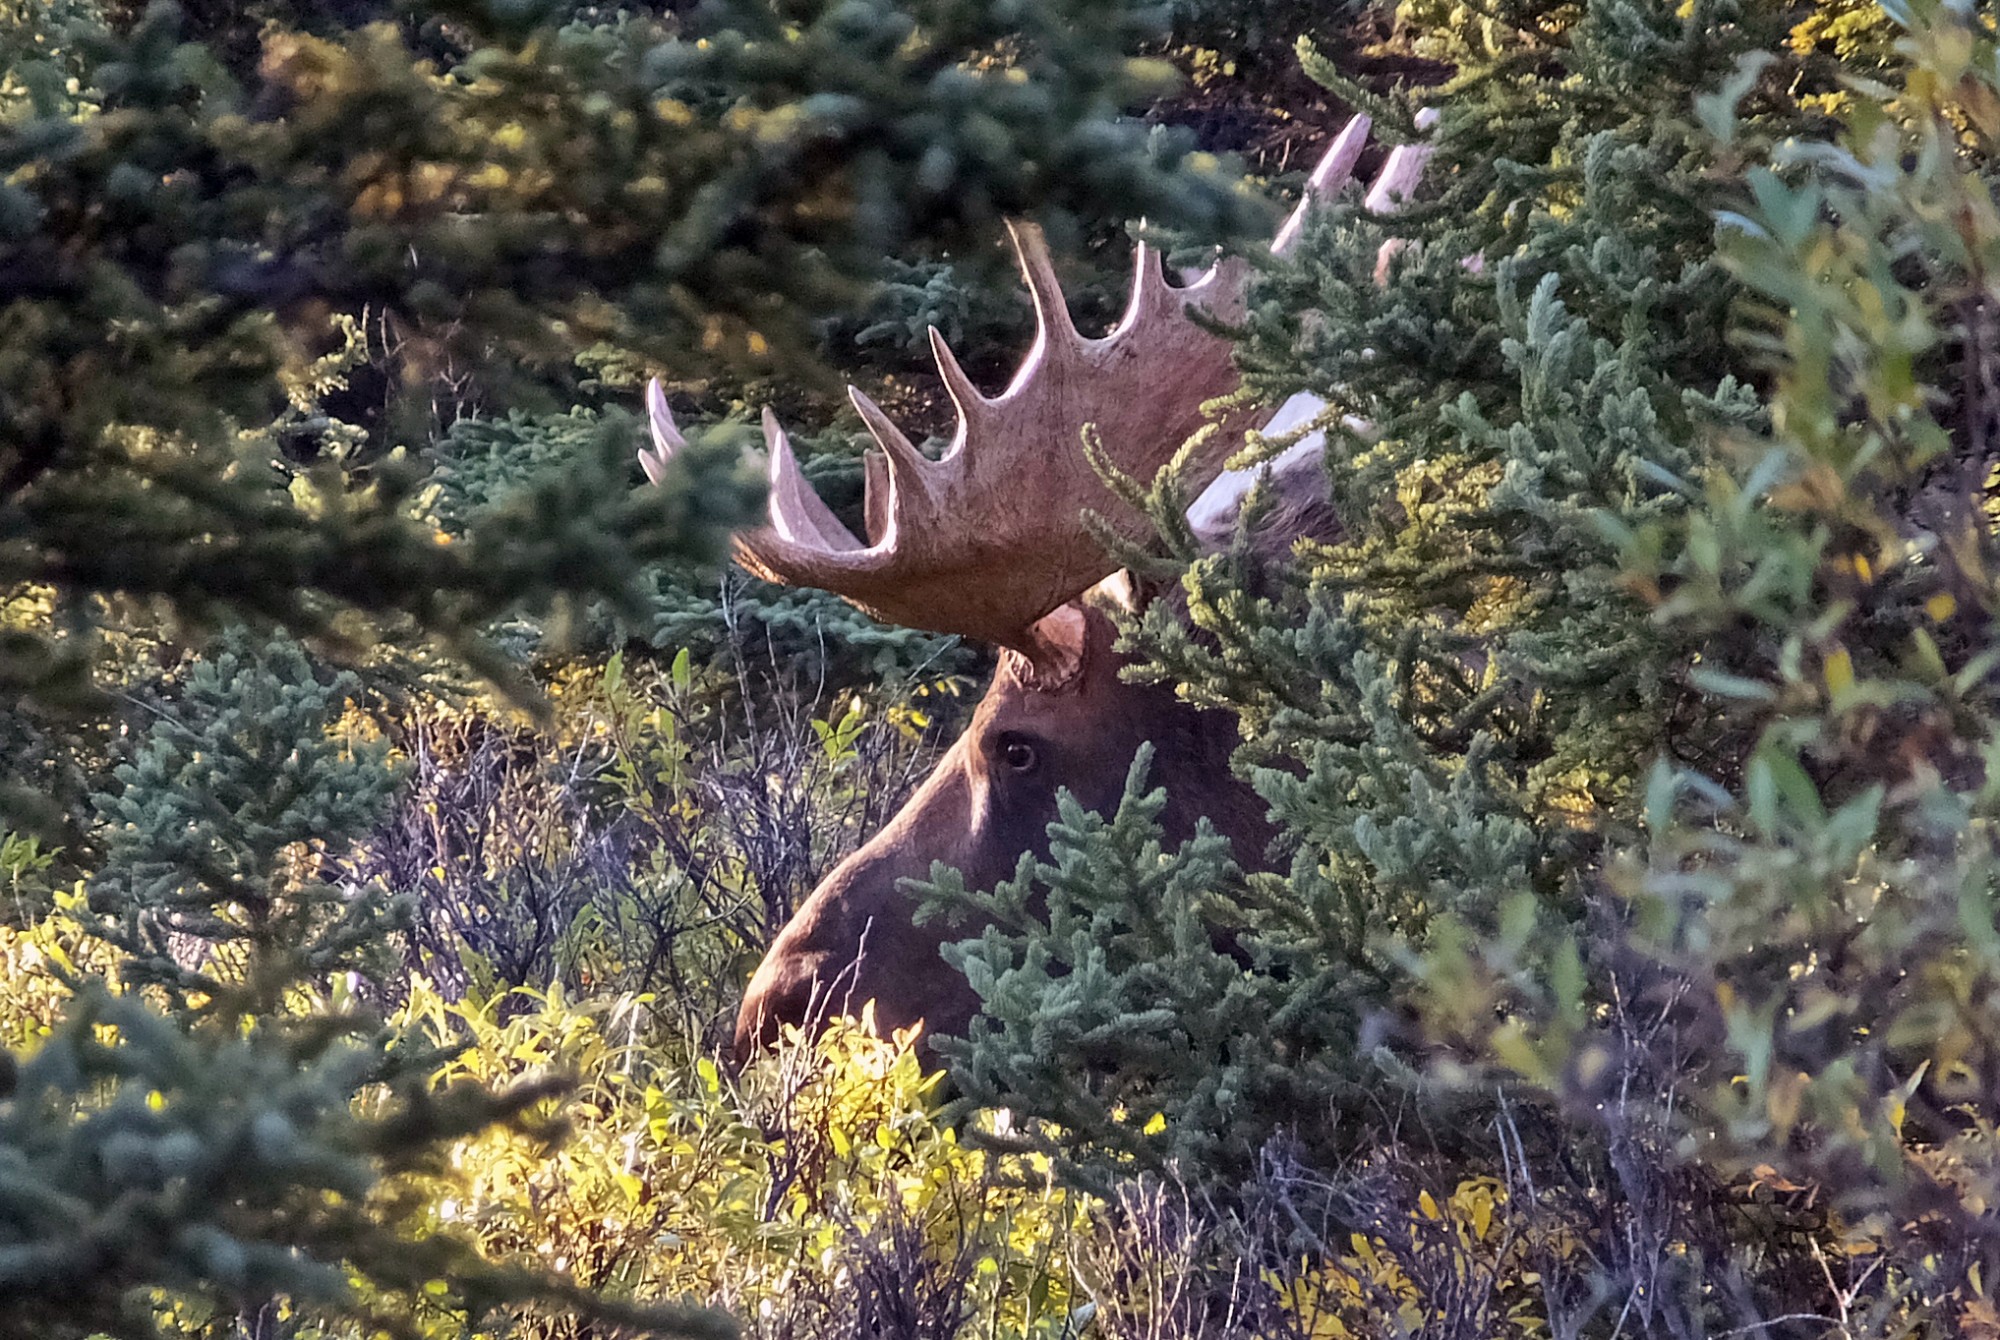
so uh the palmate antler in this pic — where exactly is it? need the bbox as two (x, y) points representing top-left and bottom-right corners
(642, 114), (1430, 685)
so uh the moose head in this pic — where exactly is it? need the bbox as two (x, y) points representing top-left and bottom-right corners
(640, 115), (1431, 1059)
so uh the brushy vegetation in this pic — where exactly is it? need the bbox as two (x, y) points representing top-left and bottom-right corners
(924, 0), (2000, 1334)
(10, 0), (2000, 1335)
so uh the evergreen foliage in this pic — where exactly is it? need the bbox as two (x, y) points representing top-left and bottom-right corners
(0, 0), (1258, 1331)
(825, 256), (1031, 364)
(19, 0), (2000, 1329)
(1409, 1), (2000, 1325)
(0, 0), (1261, 825)
(925, 750), (1266, 1185)
(0, 982), (737, 1340)
(87, 629), (403, 1015)
(922, 0), (2000, 1328)
(932, 0), (1806, 1181)
(928, 5), (2000, 1336)
(2, 629), (734, 1338)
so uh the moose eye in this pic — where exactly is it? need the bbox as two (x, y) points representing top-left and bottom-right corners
(998, 737), (1039, 774)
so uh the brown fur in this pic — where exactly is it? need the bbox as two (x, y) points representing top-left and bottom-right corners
(733, 460), (1339, 1060)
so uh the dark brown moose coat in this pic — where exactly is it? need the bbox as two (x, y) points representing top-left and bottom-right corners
(731, 598), (1279, 1056)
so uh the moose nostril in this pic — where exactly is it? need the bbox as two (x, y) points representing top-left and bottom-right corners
(734, 955), (838, 1061)
(733, 917), (894, 1061)
(734, 977), (798, 1061)
(729, 1006), (772, 1068)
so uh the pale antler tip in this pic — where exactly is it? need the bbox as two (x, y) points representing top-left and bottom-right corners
(1132, 237), (1170, 298)
(758, 405), (859, 552)
(1003, 218), (1081, 342)
(760, 406), (805, 494)
(1272, 115), (1375, 260)
(640, 377), (685, 485)
(646, 378), (685, 448)
(848, 385), (931, 482)
(1365, 143), (1434, 214)
(927, 326), (988, 415)
(1106, 235), (1177, 336)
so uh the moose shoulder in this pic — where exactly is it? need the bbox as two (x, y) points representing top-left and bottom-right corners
(637, 116), (1433, 1060)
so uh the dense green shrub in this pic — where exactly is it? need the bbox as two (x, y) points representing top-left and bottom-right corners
(0, 0), (1270, 1330)
(923, 0), (2000, 1332)
(1408, 2), (2000, 1329)
(18, 0), (2000, 1332)
(0, 0), (1264, 825)
(934, 0), (1809, 1176)
(87, 630), (403, 1012)
(0, 630), (738, 1339)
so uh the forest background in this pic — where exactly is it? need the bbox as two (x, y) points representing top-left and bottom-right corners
(4, 0), (2000, 1336)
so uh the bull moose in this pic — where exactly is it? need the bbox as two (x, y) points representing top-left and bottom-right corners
(639, 116), (1432, 1059)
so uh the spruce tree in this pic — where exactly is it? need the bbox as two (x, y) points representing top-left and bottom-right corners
(0, 0), (1264, 828)
(86, 630), (402, 1015)
(1, 629), (741, 1338)
(1408, 1), (2000, 1325)
(929, 0), (1818, 1178)
(932, 0), (2000, 1328)
(0, 0), (1261, 1331)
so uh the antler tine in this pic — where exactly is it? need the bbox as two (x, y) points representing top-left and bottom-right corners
(927, 326), (990, 430)
(1195, 109), (1445, 533)
(1129, 111), (1380, 333)
(1003, 220), (1083, 354)
(1119, 237), (1175, 328)
(647, 120), (1430, 678)
(848, 387), (936, 502)
(1272, 114), (1372, 259)
(644, 382), (856, 551)
(760, 408), (863, 552)
(862, 452), (893, 546)
(1365, 143), (1433, 213)
(641, 379), (685, 486)
(1365, 112), (1439, 213)
(1364, 117), (1440, 281)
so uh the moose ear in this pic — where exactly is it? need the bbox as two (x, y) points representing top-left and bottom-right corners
(1000, 601), (1092, 694)
(1000, 571), (1171, 692)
